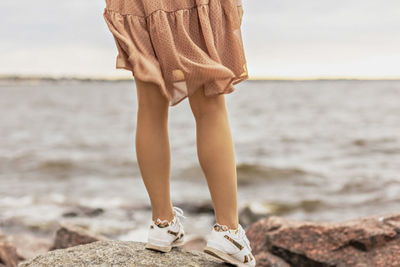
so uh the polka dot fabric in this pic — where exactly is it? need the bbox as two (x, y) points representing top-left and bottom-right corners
(103, 0), (248, 106)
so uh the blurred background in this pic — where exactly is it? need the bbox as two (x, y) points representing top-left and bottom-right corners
(1, 0), (400, 259)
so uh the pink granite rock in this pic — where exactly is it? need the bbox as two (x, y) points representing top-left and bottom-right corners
(246, 212), (400, 267)
(0, 238), (25, 267)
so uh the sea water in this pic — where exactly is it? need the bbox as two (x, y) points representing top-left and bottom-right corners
(0, 79), (399, 243)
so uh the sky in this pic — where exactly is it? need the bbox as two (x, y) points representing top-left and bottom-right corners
(1, 0), (399, 79)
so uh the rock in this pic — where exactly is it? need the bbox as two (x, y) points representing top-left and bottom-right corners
(0, 239), (25, 267)
(246, 212), (400, 267)
(4, 233), (52, 260)
(239, 202), (270, 228)
(49, 223), (108, 251)
(18, 240), (225, 267)
(254, 251), (291, 267)
(174, 201), (214, 214)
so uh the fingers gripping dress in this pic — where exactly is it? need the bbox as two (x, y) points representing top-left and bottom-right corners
(103, 0), (249, 106)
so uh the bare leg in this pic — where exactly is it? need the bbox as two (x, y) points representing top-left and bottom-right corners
(134, 77), (174, 222)
(188, 86), (239, 230)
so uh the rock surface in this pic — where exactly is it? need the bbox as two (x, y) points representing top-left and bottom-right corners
(247, 212), (400, 267)
(18, 240), (225, 267)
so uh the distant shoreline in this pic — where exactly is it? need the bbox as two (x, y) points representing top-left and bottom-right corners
(0, 74), (399, 83)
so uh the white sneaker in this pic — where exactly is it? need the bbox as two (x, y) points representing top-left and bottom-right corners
(145, 206), (186, 252)
(203, 223), (256, 267)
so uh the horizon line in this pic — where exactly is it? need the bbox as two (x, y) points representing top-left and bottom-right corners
(1, 74), (400, 81)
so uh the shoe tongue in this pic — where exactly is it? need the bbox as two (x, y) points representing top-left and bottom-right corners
(228, 228), (239, 235)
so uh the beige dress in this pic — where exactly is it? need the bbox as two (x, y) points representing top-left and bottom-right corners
(103, 0), (248, 106)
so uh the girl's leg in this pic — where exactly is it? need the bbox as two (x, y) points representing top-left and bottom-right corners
(188, 86), (239, 230)
(134, 77), (174, 222)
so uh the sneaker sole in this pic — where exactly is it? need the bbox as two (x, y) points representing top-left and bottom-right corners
(203, 246), (250, 267)
(145, 239), (185, 253)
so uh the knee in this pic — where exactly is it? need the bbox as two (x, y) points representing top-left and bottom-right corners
(137, 102), (169, 125)
(189, 89), (227, 121)
(135, 79), (169, 122)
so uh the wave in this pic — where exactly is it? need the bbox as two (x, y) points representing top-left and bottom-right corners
(242, 199), (330, 217)
(0, 156), (140, 179)
(178, 162), (321, 185)
(351, 137), (397, 147)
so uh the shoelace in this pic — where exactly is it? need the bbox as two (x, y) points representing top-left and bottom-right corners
(238, 224), (252, 252)
(173, 206), (187, 222)
(153, 206), (186, 227)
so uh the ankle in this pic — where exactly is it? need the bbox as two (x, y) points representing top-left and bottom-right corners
(152, 209), (175, 226)
(214, 222), (239, 233)
(215, 216), (238, 230)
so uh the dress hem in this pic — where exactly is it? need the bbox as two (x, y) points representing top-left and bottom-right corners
(104, 0), (248, 107)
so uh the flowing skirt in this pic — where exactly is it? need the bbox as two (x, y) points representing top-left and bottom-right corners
(103, 0), (248, 106)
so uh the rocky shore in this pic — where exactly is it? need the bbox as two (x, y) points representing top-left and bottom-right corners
(1, 212), (399, 267)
